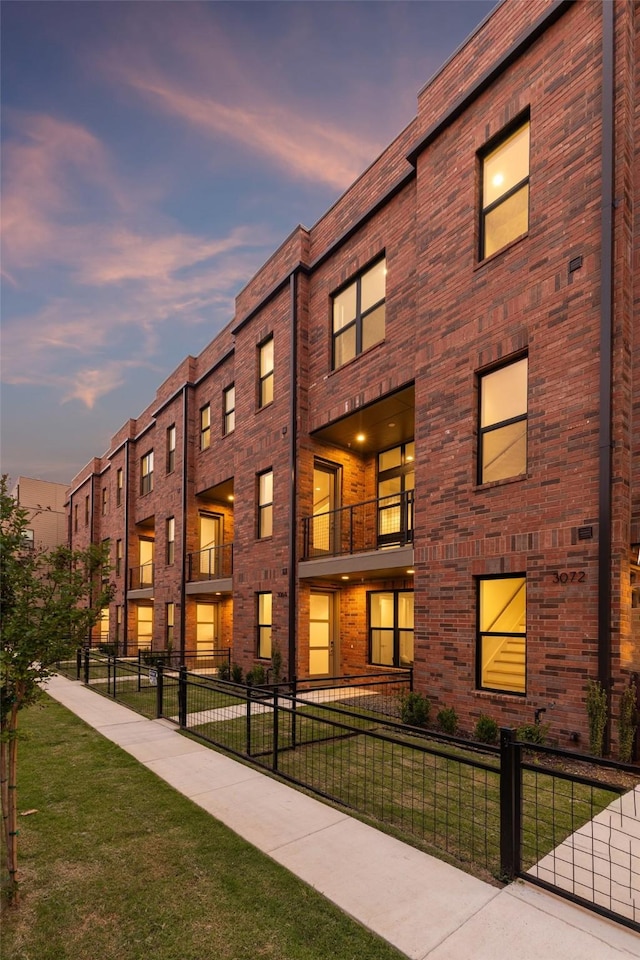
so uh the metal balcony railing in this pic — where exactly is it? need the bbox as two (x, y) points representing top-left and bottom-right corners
(301, 490), (414, 560)
(128, 561), (154, 590)
(187, 542), (234, 581)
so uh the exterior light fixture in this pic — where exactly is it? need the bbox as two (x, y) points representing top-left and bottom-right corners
(407, 569), (415, 575)
(341, 575), (349, 581)
(356, 433), (365, 443)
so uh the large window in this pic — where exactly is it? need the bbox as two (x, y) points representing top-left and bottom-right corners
(115, 539), (123, 577)
(196, 602), (218, 652)
(84, 494), (90, 525)
(369, 591), (413, 667)
(377, 441), (415, 547)
(166, 424), (176, 473)
(258, 337), (274, 408)
(140, 451), (154, 495)
(332, 258), (386, 370)
(257, 469), (273, 539)
(477, 575), (526, 694)
(116, 467), (123, 506)
(136, 605), (153, 650)
(478, 357), (527, 484)
(223, 384), (235, 435)
(166, 602), (175, 649)
(166, 516), (175, 565)
(480, 119), (530, 259)
(200, 404), (211, 450)
(101, 486), (108, 516)
(257, 592), (272, 659)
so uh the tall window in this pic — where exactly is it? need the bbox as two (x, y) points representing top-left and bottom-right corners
(166, 424), (176, 473)
(477, 575), (526, 694)
(137, 605), (153, 651)
(332, 257), (386, 370)
(166, 602), (175, 649)
(116, 467), (123, 506)
(200, 405), (211, 450)
(369, 591), (414, 667)
(74, 503), (78, 532)
(480, 119), (530, 259)
(377, 441), (415, 547)
(166, 517), (175, 565)
(257, 592), (272, 659)
(196, 602), (218, 652)
(84, 495), (90, 526)
(101, 486), (108, 516)
(257, 469), (273, 539)
(116, 539), (123, 577)
(223, 384), (235, 435)
(140, 450), (154, 495)
(478, 357), (528, 484)
(258, 337), (274, 408)
(115, 605), (122, 651)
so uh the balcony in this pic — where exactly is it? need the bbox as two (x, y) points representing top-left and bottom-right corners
(128, 561), (154, 599)
(299, 491), (414, 582)
(186, 543), (233, 595)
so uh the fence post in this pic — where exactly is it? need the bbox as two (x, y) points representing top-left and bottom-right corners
(156, 662), (164, 719)
(112, 654), (117, 699)
(137, 650), (142, 692)
(409, 666), (414, 693)
(500, 727), (522, 880)
(76, 647), (82, 681)
(83, 647), (89, 685)
(291, 675), (297, 749)
(178, 666), (187, 728)
(246, 679), (253, 757)
(272, 688), (279, 772)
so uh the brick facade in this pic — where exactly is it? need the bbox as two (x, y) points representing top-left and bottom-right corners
(68, 0), (639, 749)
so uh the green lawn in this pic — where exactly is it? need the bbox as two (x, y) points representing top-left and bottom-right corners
(1, 697), (405, 960)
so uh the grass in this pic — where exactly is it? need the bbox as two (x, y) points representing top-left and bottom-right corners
(1, 697), (406, 960)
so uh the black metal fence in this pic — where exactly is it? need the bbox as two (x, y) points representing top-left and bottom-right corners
(55, 655), (639, 931)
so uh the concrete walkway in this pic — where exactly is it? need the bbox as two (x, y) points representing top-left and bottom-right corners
(45, 675), (640, 960)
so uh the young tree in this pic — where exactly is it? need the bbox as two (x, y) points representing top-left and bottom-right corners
(0, 476), (113, 905)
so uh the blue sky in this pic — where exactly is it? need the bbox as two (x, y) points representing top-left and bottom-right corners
(1, 0), (496, 486)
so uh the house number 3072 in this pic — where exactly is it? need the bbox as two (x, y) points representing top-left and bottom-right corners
(552, 571), (586, 584)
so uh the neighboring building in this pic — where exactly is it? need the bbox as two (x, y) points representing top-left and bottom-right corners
(10, 476), (69, 552)
(68, 0), (639, 747)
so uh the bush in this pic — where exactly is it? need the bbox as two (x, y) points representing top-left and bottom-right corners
(618, 682), (638, 763)
(400, 692), (430, 728)
(586, 678), (608, 756)
(217, 661), (231, 681)
(98, 642), (117, 656)
(436, 706), (458, 735)
(516, 722), (549, 746)
(474, 714), (499, 744)
(247, 663), (266, 685)
(230, 662), (244, 684)
(271, 647), (283, 684)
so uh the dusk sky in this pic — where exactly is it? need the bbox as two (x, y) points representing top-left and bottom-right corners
(1, 0), (497, 487)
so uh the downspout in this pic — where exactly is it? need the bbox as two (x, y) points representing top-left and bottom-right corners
(123, 439), (130, 655)
(597, 0), (614, 747)
(288, 271), (299, 680)
(88, 473), (95, 647)
(180, 384), (189, 662)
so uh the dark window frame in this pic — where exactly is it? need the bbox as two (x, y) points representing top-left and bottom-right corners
(477, 354), (528, 485)
(223, 383), (235, 435)
(200, 404), (211, 451)
(166, 516), (175, 565)
(258, 336), (274, 409)
(116, 468), (123, 506)
(256, 591), (273, 660)
(367, 589), (414, 668)
(478, 114), (530, 261)
(257, 468), (273, 540)
(140, 450), (154, 496)
(166, 424), (176, 474)
(331, 256), (386, 371)
(476, 573), (527, 696)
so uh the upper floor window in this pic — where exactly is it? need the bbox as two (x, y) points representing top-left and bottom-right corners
(84, 494), (90, 526)
(223, 384), (235, 435)
(74, 503), (78, 532)
(116, 468), (123, 506)
(477, 575), (526, 694)
(167, 424), (176, 473)
(116, 539), (123, 577)
(257, 592), (272, 659)
(480, 119), (530, 259)
(369, 590), (413, 667)
(200, 404), (211, 450)
(22, 529), (34, 550)
(257, 469), (273, 539)
(166, 602), (175, 648)
(258, 337), (274, 408)
(140, 450), (154, 496)
(478, 357), (528, 484)
(332, 257), (386, 370)
(166, 516), (175, 565)
(101, 486), (108, 516)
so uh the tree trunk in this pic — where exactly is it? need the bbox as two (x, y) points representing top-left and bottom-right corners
(1, 698), (21, 906)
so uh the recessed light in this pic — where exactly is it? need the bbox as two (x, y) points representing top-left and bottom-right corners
(228, 494), (234, 501)
(341, 575), (349, 581)
(407, 569), (415, 575)
(388, 422), (396, 428)
(356, 433), (365, 443)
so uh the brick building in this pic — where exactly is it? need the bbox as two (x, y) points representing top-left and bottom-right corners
(68, 0), (639, 746)
(10, 476), (69, 552)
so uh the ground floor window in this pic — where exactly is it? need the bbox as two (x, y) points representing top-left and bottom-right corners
(368, 590), (413, 667)
(196, 602), (218, 652)
(257, 592), (272, 659)
(136, 605), (153, 650)
(477, 575), (526, 694)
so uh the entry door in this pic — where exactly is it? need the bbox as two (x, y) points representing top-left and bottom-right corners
(196, 602), (219, 653)
(199, 514), (222, 578)
(309, 592), (335, 677)
(312, 462), (339, 555)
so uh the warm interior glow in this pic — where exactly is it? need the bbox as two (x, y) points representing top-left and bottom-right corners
(356, 433), (365, 442)
(341, 575), (349, 580)
(492, 172), (504, 188)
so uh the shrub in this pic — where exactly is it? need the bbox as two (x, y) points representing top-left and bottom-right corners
(474, 714), (499, 744)
(271, 646), (283, 684)
(230, 662), (244, 684)
(516, 722), (549, 746)
(618, 682), (638, 763)
(247, 663), (266, 685)
(400, 692), (430, 728)
(217, 661), (231, 681)
(586, 678), (608, 756)
(436, 706), (458, 735)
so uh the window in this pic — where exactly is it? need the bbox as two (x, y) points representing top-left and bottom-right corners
(137, 605), (153, 651)
(22, 529), (34, 550)
(116, 539), (123, 577)
(166, 516), (175, 565)
(116, 468), (123, 506)
(74, 503), (78, 532)
(377, 441), (415, 547)
(99, 606), (110, 644)
(480, 119), (530, 259)
(84, 495), (90, 526)
(115, 605), (122, 650)
(196, 602), (218, 652)
(477, 575), (526, 694)
(223, 384), (235, 435)
(167, 424), (176, 473)
(257, 469), (273, 539)
(369, 591), (414, 667)
(101, 486), (108, 516)
(258, 337), (274, 408)
(200, 404), (210, 450)
(166, 602), (175, 649)
(140, 450), (154, 495)
(257, 592), (272, 659)
(332, 257), (386, 370)
(478, 357), (528, 484)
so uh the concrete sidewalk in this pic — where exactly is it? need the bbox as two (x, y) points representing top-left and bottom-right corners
(45, 675), (640, 960)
